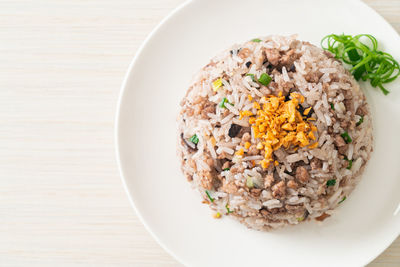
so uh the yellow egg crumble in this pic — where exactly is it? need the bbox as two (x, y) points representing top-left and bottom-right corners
(239, 92), (318, 168)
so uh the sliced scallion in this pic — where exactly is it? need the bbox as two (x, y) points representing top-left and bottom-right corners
(225, 203), (233, 214)
(340, 131), (352, 143)
(219, 97), (231, 108)
(189, 134), (199, 144)
(321, 34), (400, 95)
(246, 73), (256, 82)
(346, 159), (353, 170)
(251, 38), (262, 43)
(246, 176), (254, 188)
(205, 190), (214, 203)
(258, 73), (272, 86)
(356, 115), (364, 126)
(326, 179), (336, 187)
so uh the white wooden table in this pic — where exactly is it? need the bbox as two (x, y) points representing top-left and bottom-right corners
(0, 0), (398, 266)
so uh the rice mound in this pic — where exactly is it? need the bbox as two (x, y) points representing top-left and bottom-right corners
(177, 35), (373, 230)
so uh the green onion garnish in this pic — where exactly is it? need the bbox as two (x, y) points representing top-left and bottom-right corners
(356, 116), (364, 126)
(246, 73), (256, 82)
(246, 176), (254, 188)
(346, 159), (353, 170)
(225, 203), (233, 214)
(340, 132), (352, 143)
(321, 34), (400, 95)
(338, 196), (347, 204)
(205, 190), (214, 202)
(343, 156), (352, 170)
(258, 73), (272, 86)
(189, 134), (199, 144)
(346, 159), (352, 169)
(219, 97), (231, 108)
(296, 217), (304, 222)
(223, 168), (230, 171)
(326, 179), (336, 187)
(251, 38), (262, 43)
(330, 103), (335, 110)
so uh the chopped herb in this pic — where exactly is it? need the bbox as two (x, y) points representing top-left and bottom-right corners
(338, 196), (347, 204)
(346, 159), (353, 170)
(225, 203), (233, 214)
(251, 38), (262, 43)
(246, 176), (254, 188)
(212, 78), (223, 92)
(330, 103), (335, 110)
(189, 134), (199, 144)
(223, 168), (230, 171)
(258, 73), (272, 86)
(296, 217), (304, 222)
(246, 73), (256, 82)
(219, 97), (232, 108)
(343, 156), (352, 169)
(321, 34), (400, 95)
(340, 131), (352, 143)
(205, 190), (214, 202)
(326, 179), (336, 187)
(356, 115), (364, 126)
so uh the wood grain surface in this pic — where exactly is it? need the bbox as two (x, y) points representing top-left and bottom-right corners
(0, 0), (398, 266)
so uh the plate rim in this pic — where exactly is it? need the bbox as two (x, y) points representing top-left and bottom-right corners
(115, 0), (400, 266)
(115, 1), (193, 266)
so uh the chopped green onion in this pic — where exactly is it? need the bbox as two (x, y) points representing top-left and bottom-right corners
(225, 203), (233, 214)
(258, 73), (272, 86)
(338, 196), (347, 204)
(321, 34), (400, 95)
(251, 38), (262, 43)
(212, 78), (223, 92)
(346, 159), (353, 170)
(343, 156), (352, 169)
(189, 134), (199, 144)
(246, 176), (254, 188)
(296, 217), (304, 222)
(205, 190), (214, 202)
(330, 103), (335, 110)
(347, 48), (361, 61)
(340, 132), (352, 143)
(223, 168), (230, 171)
(246, 73), (256, 82)
(326, 179), (336, 187)
(219, 97), (232, 108)
(356, 116), (364, 126)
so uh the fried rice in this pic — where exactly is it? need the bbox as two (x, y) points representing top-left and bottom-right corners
(177, 35), (373, 230)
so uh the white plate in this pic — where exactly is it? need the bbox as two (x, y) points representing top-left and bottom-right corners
(116, 0), (400, 266)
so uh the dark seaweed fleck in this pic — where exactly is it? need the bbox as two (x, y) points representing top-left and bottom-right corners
(228, 124), (242, 138)
(303, 210), (309, 220)
(298, 105), (313, 118)
(289, 64), (296, 72)
(245, 61), (252, 68)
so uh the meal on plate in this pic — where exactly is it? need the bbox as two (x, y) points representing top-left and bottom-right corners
(177, 34), (397, 230)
